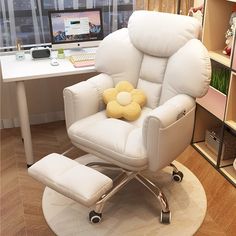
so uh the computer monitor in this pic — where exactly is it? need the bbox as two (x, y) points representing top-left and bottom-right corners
(48, 8), (103, 50)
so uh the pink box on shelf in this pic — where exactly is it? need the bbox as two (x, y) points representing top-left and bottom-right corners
(196, 86), (227, 121)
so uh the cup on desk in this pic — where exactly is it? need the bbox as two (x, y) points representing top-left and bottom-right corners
(57, 48), (65, 59)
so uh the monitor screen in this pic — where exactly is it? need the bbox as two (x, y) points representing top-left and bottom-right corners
(48, 8), (103, 49)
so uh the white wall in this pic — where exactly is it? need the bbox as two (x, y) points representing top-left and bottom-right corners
(0, 72), (97, 129)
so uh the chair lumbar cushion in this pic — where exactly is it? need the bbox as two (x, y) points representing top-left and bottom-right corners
(103, 81), (146, 121)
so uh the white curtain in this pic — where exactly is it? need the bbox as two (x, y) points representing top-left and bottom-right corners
(30, 0), (40, 44)
(73, 0), (79, 9)
(0, 0), (17, 48)
(37, 0), (46, 43)
(86, 0), (94, 9)
(136, 0), (194, 14)
(0, 18), (3, 47)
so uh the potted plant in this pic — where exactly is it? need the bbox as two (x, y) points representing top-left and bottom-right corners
(210, 64), (230, 95)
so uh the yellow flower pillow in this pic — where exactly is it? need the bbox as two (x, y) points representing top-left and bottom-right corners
(103, 81), (147, 121)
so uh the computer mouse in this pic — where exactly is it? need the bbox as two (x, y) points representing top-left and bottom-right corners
(50, 58), (59, 66)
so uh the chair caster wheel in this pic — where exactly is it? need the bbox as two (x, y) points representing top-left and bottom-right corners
(89, 210), (102, 224)
(172, 171), (183, 182)
(160, 210), (171, 224)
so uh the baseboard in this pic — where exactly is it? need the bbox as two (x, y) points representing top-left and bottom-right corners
(0, 111), (65, 129)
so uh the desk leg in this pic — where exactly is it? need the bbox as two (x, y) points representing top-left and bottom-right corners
(16, 81), (34, 166)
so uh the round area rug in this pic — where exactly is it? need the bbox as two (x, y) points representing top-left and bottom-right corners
(42, 157), (206, 236)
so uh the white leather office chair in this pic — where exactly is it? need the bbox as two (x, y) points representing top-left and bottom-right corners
(63, 11), (211, 224)
(29, 11), (211, 223)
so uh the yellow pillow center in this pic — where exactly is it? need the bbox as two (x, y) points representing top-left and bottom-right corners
(116, 91), (132, 106)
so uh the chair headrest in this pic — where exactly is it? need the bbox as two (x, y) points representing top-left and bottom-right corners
(128, 11), (202, 57)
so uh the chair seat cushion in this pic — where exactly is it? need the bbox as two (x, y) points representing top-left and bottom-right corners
(68, 108), (151, 170)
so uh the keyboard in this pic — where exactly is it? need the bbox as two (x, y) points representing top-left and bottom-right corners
(69, 53), (96, 64)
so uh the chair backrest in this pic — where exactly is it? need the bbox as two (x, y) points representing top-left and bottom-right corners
(95, 10), (211, 108)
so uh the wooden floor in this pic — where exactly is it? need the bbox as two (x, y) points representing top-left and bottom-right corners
(1, 121), (236, 236)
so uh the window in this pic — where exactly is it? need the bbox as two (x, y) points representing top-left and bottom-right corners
(0, 0), (135, 51)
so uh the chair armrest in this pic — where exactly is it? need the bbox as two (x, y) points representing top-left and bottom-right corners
(63, 73), (113, 128)
(143, 94), (196, 172)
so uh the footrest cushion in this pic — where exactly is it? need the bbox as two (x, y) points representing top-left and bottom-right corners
(28, 153), (113, 207)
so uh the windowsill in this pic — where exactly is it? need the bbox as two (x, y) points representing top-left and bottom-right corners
(0, 43), (51, 55)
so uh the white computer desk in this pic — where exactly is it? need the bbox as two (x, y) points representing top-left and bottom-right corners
(0, 51), (96, 166)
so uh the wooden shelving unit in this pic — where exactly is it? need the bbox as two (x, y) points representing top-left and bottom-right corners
(202, 0), (234, 66)
(192, 0), (236, 186)
(225, 73), (236, 129)
(220, 166), (236, 185)
(193, 142), (218, 165)
(196, 86), (227, 121)
(208, 50), (230, 67)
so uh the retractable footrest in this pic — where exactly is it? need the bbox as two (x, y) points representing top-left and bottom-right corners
(28, 153), (113, 207)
